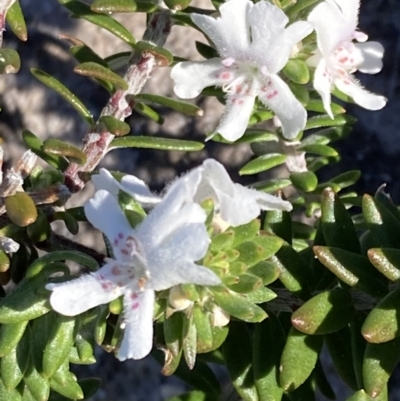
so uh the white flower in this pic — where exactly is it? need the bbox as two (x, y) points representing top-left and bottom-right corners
(170, 0), (313, 141)
(93, 159), (293, 228)
(46, 181), (220, 361)
(308, 0), (387, 117)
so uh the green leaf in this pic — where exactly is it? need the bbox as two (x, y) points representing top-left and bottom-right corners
(286, 0), (320, 18)
(165, 0), (192, 10)
(240, 154), (287, 175)
(134, 102), (164, 123)
(61, 0), (136, 45)
(168, 391), (215, 401)
(270, 243), (314, 299)
(306, 99), (345, 115)
(193, 306), (213, 354)
(279, 327), (322, 392)
(291, 288), (354, 335)
(26, 250), (98, 279)
(223, 322), (259, 401)
(0, 49), (21, 74)
(248, 109), (274, 125)
(109, 136), (204, 151)
(135, 41), (173, 66)
(362, 194), (400, 248)
(251, 178), (292, 193)
(5, 193), (37, 228)
(195, 41), (218, 59)
(135, 94), (203, 117)
(91, 0), (137, 13)
(290, 171), (318, 192)
(42, 315), (75, 378)
(321, 187), (360, 253)
(31, 68), (94, 126)
(252, 313), (285, 401)
(1, 324), (30, 390)
(298, 144), (338, 157)
(282, 59), (310, 84)
(42, 139), (87, 165)
(346, 388), (388, 401)
(363, 337), (400, 398)
(6, 1), (28, 41)
(328, 170), (361, 190)
(361, 288), (400, 343)
(313, 246), (388, 298)
(367, 248), (400, 282)
(0, 321), (28, 357)
(210, 286), (267, 323)
(24, 363), (50, 401)
(182, 314), (197, 370)
(99, 116), (131, 137)
(22, 130), (68, 170)
(325, 327), (360, 391)
(305, 114), (356, 130)
(288, 81), (309, 106)
(164, 312), (183, 358)
(74, 62), (128, 90)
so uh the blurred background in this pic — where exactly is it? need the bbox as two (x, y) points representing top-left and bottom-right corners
(0, 0), (399, 400)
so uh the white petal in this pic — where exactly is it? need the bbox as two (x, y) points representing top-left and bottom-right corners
(266, 21), (313, 72)
(84, 190), (134, 262)
(258, 74), (307, 140)
(247, 0), (288, 54)
(330, 0), (360, 32)
(335, 76), (387, 111)
(355, 41), (384, 74)
(171, 59), (225, 99)
(120, 175), (161, 207)
(308, 1), (348, 56)
(216, 93), (255, 141)
(191, 0), (251, 58)
(91, 169), (120, 196)
(118, 290), (155, 361)
(46, 262), (124, 316)
(313, 59), (334, 118)
(150, 258), (220, 291)
(193, 159), (292, 226)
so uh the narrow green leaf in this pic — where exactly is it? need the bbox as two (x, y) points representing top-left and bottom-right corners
(240, 154), (287, 175)
(298, 144), (338, 157)
(42, 315), (75, 378)
(367, 248), (400, 282)
(253, 313), (285, 401)
(211, 286), (267, 323)
(362, 194), (400, 248)
(62, 0), (136, 45)
(31, 68), (94, 125)
(109, 136), (204, 151)
(26, 251), (97, 279)
(0, 321), (28, 357)
(251, 178), (292, 193)
(195, 41), (218, 59)
(223, 322), (259, 401)
(22, 130), (68, 170)
(91, 0), (137, 13)
(325, 327), (360, 391)
(42, 139), (87, 165)
(135, 93), (203, 117)
(24, 363), (50, 401)
(305, 114), (356, 130)
(306, 99), (345, 115)
(321, 187), (360, 253)
(134, 102), (164, 123)
(313, 246), (388, 298)
(74, 62), (128, 90)
(6, 1), (27, 41)
(99, 116), (130, 137)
